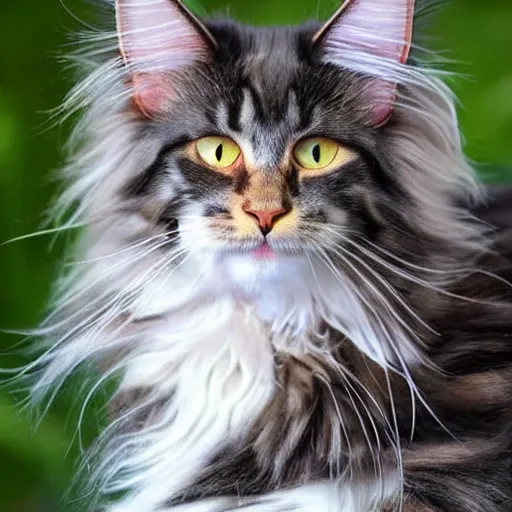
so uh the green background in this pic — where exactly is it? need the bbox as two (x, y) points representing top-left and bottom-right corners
(1, 0), (512, 510)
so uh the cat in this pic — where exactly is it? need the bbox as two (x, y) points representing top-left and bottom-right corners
(27, 0), (512, 511)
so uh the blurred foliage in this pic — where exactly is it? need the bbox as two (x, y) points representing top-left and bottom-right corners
(0, 0), (511, 510)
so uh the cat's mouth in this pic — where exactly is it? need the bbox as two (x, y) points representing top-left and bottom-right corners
(217, 240), (304, 260)
(251, 242), (276, 260)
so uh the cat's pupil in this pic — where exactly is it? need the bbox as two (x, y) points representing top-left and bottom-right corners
(312, 144), (321, 163)
(216, 144), (223, 162)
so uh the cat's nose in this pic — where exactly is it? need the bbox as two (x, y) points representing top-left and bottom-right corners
(243, 205), (289, 236)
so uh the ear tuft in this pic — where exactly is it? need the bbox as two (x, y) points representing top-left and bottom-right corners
(116, 0), (216, 117)
(314, 0), (415, 126)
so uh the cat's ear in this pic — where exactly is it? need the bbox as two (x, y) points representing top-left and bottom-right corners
(314, 0), (415, 126)
(116, 0), (217, 117)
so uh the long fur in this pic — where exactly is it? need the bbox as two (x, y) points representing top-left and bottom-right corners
(15, 1), (512, 511)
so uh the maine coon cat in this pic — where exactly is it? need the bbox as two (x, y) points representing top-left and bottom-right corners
(25, 0), (512, 510)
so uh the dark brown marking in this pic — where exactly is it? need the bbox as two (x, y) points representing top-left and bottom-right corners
(234, 168), (250, 195)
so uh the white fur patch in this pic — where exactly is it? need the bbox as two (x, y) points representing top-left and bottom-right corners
(160, 479), (399, 511)
(105, 301), (276, 512)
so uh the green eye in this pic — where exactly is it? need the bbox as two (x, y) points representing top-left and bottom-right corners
(196, 136), (241, 168)
(293, 137), (340, 170)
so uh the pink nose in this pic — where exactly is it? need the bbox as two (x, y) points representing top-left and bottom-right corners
(243, 206), (288, 235)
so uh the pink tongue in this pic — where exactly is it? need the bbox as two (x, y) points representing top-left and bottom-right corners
(253, 243), (274, 259)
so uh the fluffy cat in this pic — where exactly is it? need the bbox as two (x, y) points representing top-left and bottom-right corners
(27, 0), (512, 510)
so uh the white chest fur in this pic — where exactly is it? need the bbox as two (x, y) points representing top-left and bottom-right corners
(105, 298), (397, 512)
(164, 479), (398, 511)
(108, 301), (277, 512)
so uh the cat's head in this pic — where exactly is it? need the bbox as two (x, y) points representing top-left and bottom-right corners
(56, 0), (481, 365)
(119, 6), (406, 291)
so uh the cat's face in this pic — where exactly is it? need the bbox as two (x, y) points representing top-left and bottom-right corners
(124, 22), (400, 291)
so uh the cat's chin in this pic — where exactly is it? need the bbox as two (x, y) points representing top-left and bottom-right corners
(218, 250), (309, 295)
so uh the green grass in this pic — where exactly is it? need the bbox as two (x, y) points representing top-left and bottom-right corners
(0, 0), (511, 509)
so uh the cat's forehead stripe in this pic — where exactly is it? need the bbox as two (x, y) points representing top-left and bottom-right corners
(220, 87), (306, 169)
(287, 90), (301, 129)
(239, 88), (256, 131)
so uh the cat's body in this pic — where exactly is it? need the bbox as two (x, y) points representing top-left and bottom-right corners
(28, 1), (512, 511)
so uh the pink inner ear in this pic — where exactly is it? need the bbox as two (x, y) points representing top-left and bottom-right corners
(116, 0), (211, 115)
(319, 0), (415, 126)
(363, 79), (397, 127)
(131, 73), (175, 118)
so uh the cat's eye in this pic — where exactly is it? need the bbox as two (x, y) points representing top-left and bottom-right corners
(196, 136), (241, 168)
(294, 138), (338, 169)
(293, 137), (356, 173)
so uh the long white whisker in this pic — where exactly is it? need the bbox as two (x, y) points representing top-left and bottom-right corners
(308, 220), (512, 305)
(66, 232), (172, 266)
(329, 242), (438, 337)
(318, 244), (427, 367)
(2, 223), (87, 246)
(316, 373), (354, 481)
(44, 240), (184, 328)
(30, 251), (189, 429)
(384, 369), (404, 512)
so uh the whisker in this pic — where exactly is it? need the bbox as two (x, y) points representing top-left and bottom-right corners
(311, 245), (396, 367)
(66, 232), (173, 266)
(383, 369), (405, 512)
(29, 257), (187, 427)
(329, 243), (438, 337)
(340, 374), (388, 506)
(14, 248), (187, 398)
(306, 220), (512, 305)
(316, 373), (354, 481)
(319, 245), (427, 366)
(2, 223), (87, 246)
(44, 240), (184, 328)
(344, 236), (512, 306)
